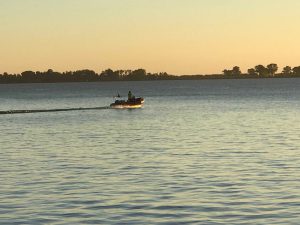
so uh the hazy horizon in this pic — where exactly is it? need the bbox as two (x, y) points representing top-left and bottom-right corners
(1, 0), (300, 75)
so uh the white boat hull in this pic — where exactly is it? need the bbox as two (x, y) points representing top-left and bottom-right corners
(110, 104), (143, 109)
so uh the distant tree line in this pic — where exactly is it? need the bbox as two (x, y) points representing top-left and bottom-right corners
(0, 69), (174, 83)
(222, 63), (300, 78)
(1, 64), (300, 83)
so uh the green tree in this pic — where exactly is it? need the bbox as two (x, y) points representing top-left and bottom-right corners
(267, 63), (278, 76)
(247, 68), (257, 76)
(223, 66), (241, 76)
(232, 66), (241, 76)
(255, 65), (268, 77)
(127, 69), (147, 80)
(73, 69), (98, 81)
(223, 69), (232, 76)
(282, 66), (292, 75)
(21, 71), (36, 81)
(100, 69), (120, 81)
(293, 66), (300, 75)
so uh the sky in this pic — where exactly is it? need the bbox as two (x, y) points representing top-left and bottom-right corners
(1, 0), (300, 75)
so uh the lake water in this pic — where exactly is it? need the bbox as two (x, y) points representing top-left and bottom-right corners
(1, 79), (300, 224)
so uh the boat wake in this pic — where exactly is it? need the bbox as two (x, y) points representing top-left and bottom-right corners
(0, 106), (109, 115)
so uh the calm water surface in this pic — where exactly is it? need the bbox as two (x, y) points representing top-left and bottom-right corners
(1, 79), (300, 224)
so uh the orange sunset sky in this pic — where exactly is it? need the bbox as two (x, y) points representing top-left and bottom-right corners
(1, 0), (300, 75)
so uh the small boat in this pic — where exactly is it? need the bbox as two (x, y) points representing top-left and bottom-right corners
(110, 97), (144, 109)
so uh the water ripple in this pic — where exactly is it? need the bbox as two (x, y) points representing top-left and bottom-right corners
(1, 80), (300, 224)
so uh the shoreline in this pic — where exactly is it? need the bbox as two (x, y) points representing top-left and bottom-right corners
(1, 75), (299, 85)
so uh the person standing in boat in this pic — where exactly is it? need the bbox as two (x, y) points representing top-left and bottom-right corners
(128, 91), (136, 103)
(128, 91), (133, 101)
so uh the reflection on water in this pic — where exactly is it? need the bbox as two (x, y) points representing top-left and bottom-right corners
(1, 79), (300, 224)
